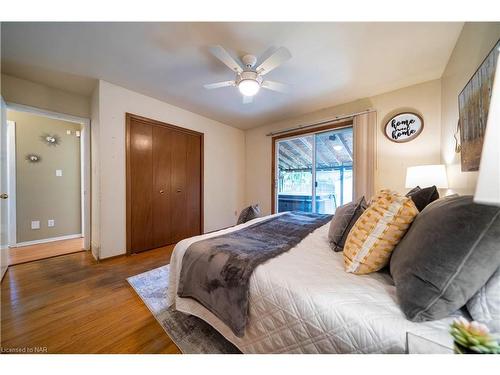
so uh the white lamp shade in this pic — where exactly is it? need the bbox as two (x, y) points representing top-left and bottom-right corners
(405, 164), (449, 189)
(474, 50), (500, 206)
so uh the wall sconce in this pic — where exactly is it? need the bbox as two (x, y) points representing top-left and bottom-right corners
(40, 133), (61, 146)
(25, 154), (42, 163)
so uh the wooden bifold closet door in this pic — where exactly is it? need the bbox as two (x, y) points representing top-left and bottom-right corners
(126, 113), (203, 254)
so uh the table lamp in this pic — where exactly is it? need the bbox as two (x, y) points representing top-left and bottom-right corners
(405, 164), (449, 192)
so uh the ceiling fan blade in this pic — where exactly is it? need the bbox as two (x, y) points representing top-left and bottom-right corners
(203, 81), (235, 90)
(208, 45), (243, 73)
(262, 80), (289, 93)
(242, 95), (254, 104)
(256, 47), (291, 75)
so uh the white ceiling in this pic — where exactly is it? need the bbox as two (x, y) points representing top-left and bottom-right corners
(1, 22), (463, 129)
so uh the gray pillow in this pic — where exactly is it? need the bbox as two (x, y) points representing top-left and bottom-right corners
(328, 196), (367, 252)
(466, 267), (500, 333)
(405, 185), (439, 212)
(237, 204), (261, 225)
(390, 195), (500, 322)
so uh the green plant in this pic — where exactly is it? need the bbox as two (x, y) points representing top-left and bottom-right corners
(450, 317), (500, 354)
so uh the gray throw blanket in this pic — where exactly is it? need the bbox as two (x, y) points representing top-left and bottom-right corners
(177, 211), (332, 337)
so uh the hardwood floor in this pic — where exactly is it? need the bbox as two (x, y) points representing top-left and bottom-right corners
(1, 246), (181, 354)
(8, 238), (84, 266)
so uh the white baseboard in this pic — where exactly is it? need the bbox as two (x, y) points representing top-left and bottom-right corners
(13, 234), (83, 248)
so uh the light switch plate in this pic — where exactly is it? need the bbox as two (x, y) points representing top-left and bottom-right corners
(48, 219), (55, 227)
(31, 220), (40, 230)
(76, 130), (81, 137)
(66, 130), (72, 135)
(56, 169), (63, 177)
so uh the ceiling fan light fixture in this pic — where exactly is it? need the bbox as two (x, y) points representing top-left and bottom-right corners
(238, 79), (260, 96)
(204, 46), (290, 99)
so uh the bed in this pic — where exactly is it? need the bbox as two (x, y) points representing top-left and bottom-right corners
(168, 213), (463, 353)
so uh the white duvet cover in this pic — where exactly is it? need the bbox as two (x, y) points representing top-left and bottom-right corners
(168, 214), (461, 353)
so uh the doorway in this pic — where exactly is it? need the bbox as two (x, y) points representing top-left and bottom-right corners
(272, 123), (353, 214)
(4, 103), (90, 265)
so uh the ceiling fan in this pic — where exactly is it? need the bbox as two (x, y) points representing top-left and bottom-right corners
(204, 45), (291, 104)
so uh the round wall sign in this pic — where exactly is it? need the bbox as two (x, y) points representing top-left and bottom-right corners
(384, 112), (423, 143)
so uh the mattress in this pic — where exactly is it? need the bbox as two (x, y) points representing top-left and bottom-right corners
(168, 213), (462, 353)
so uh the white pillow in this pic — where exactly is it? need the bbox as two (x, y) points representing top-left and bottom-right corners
(466, 267), (500, 333)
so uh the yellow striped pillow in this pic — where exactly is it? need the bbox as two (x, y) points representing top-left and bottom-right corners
(343, 189), (418, 274)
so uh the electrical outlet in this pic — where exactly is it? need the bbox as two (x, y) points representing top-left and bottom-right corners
(56, 169), (63, 177)
(31, 220), (40, 230)
(76, 130), (81, 137)
(48, 219), (55, 227)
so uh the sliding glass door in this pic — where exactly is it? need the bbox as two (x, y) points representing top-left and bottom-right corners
(275, 126), (353, 214)
(276, 135), (314, 213)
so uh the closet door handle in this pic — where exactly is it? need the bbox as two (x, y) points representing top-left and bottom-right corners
(159, 190), (164, 194)
(176, 189), (181, 193)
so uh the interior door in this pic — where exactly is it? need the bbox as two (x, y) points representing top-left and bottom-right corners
(170, 130), (188, 243)
(127, 114), (203, 254)
(185, 134), (201, 238)
(152, 126), (173, 248)
(129, 119), (154, 253)
(1, 97), (9, 279)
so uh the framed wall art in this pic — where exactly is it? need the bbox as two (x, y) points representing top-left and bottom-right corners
(384, 112), (424, 143)
(458, 39), (500, 172)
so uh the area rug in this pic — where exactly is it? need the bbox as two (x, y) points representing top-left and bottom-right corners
(127, 265), (241, 354)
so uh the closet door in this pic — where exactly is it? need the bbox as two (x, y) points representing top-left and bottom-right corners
(127, 113), (203, 254)
(128, 119), (154, 252)
(170, 130), (188, 243)
(152, 126), (173, 248)
(185, 134), (201, 238)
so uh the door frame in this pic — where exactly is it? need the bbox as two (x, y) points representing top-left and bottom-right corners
(7, 120), (16, 247)
(271, 119), (353, 214)
(125, 113), (204, 255)
(5, 102), (91, 250)
(1, 96), (8, 280)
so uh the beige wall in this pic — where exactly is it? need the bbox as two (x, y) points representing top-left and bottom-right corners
(441, 23), (500, 195)
(93, 80), (246, 259)
(245, 79), (442, 215)
(1, 74), (90, 118)
(8, 110), (82, 243)
(4, 21), (497, 254)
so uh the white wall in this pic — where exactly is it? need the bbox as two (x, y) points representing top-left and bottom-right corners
(245, 80), (442, 215)
(441, 23), (500, 195)
(94, 80), (245, 259)
(1, 74), (90, 118)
